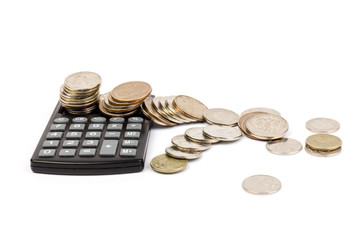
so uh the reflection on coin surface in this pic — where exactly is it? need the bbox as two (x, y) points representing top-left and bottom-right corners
(242, 175), (281, 195)
(241, 107), (281, 116)
(164, 96), (195, 122)
(150, 154), (188, 173)
(246, 113), (288, 140)
(203, 125), (242, 141)
(111, 81), (152, 102)
(266, 138), (303, 155)
(305, 145), (342, 157)
(306, 118), (340, 133)
(142, 97), (177, 126)
(171, 135), (210, 151)
(203, 108), (240, 126)
(185, 127), (219, 144)
(64, 71), (101, 91)
(306, 134), (342, 151)
(165, 146), (202, 160)
(173, 95), (208, 121)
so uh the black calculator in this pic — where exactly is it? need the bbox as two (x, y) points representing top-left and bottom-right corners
(31, 102), (151, 175)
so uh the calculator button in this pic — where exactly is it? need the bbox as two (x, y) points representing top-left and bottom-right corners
(128, 117), (144, 123)
(120, 149), (137, 157)
(91, 117), (106, 123)
(46, 132), (63, 140)
(82, 140), (99, 147)
(59, 149), (76, 157)
(107, 123), (123, 131)
(88, 123), (104, 131)
(69, 124), (85, 131)
(126, 123), (142, 131)
(72, 117), (88, 123)
(63, 140), (80, 148)
(85, 132), (102, 139)
(43, 140), (60, 148)
(122, 140), (139, 148)
(99, 140), (118, 157)
(104, 131), (121, 139)
(39, 149), (56, 157)
(124, 131), (140, 139)
(79, 149), (96, 157)
(50, 124), (66, 131)
(54, 117), (69, 124)
(109, 117), (125, 123)
(66, 132), (83, 139)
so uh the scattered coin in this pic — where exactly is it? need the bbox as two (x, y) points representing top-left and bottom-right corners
(173, 95), (208, 121)
(171, 135), (211, 152)
(165, 146), (202, 160)
(150, 154), (188, 174)
(152, 97), (183, 124)
(266, 138), (303, 155)
(164, 96), (195, 123)
(305, 134), (342, 151)
(241, 107), (281, 116)
(245, 113), (288, 140)
(306, 117), (340, 133)
(111, 81), (152, 102)
(305, 145), (342, 157)
(141, 97), (177, 126)
(237, 112), (260, 139)
(242, 175), (282, 195)
(203, 125), (242, 142)
(185, 127), (219, 144)
(203, 108), (240, 126)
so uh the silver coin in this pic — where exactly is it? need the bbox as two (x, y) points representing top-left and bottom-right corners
(203, 125), (242, 142)
(241, 107), (281, 116)
(242, 175), (282, 195)
(266, 138), (303, 155)
(306, 117), (340, 133)
(203, 108), (240, 126)
(246, 113), (288, 140)
(305, 145), (342, 157)
(165, 146), (202, 160)
(64, 71), (101, 91)
(185, 127), (219, 144)
(171, 135), (211, 152)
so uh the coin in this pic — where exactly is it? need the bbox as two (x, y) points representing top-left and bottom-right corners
(64, 71), (101, 91)
(152, 97), (182, 124)
(305, 145), (342, 157)
(150, 154), (188, 174)
(140, 104), (168, 126)
(171, 135), (211, 152)
(141, 97), (177, 126)
(306, 118), (340, 133)
(111, 81), (152, 102)
(173, 95), (208, 121)
(245, 113), (288, 140)
(242, 175), (282, 195)
(266, 138), (303, 155)
(165, 146), (202, 160)
(185, 127), (219, 144)
(203, 108), (240, 126)
(241, 107), (281, 116)
(237, 112), (260, 139)
(203, 125), (243, 141)
(305, 134), (342, 151)
(163, 96), (195, 123)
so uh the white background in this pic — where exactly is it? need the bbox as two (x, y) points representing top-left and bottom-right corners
(0, 1), (359, 239)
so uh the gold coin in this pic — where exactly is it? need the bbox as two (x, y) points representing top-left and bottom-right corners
(266, 138), (303, 155)
(150, 154), (188, 174)
(246, 113), (288, 140)
(111, 81), (152, 102)
(241, 107), (281, 116)
(171, 135), (211, 152)
(173, 95), (208, 121)
(141, 97), (177, 126)
(305, 134), (342, 151)
(165, 146), (202, 160)
(64, 71), (101, 91)
(306, 118), (340, 133)
(305, 145), (342, 157)
(185, 127), (219, 144)
(203, 125), (243, 142)
(242, 175), (282, 195)
(203, 108), (240, 126)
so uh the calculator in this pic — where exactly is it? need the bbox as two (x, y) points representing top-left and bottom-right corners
(31, 102), (151, 175)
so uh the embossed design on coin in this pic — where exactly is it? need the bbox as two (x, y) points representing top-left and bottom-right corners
(150, 154), (188, 173)
(173, 95), (208, 121)
(246, 113), (288, 140)
(185, 127), (219, 144)
(203, 125), (242, 142)
(241, 107), (281, 116)
(242, 175), (281, 195)
(306, 118), (340, 133)
(64, 71), (101, 91)
(111, 81), (152, 102)
(203, 108), (240, 126)
(305, 134), (342, 151)
(171, 135), (210, 151)
(266, 138), (303, 155)
(165, 146), (202, 160)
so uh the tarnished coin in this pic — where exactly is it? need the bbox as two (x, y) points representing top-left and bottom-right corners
(111, 81), (152, 102)
(305, 134), (342, 151)
(185, 127), (219, 144)
(165, 146), (202, 160)
(171, 135), (211, 152)
(305, 145), (342, 157)
(150, 154), (188, 174)
(306, 118), (340, 133)
(266, 138), (303, 155)
(203, 125), (242, 142)
(246, 113), (288, 140)
(173, 95), (208, 121)
(242, 175), (282, 195)
(241, 107), (281, 116)
(203, 108), (240, 126)
(64, 71), (101, 91)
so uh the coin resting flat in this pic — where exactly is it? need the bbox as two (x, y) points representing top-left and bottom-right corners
(203, 125), (242, 141)
(242, 175), (282, 195)
(150, 154), (188, 174)
(203, 108), (240, 126)
(266, 138), (303, 155)
(111, 81), (152, 102)
(185, 127), (219, 144)
(305, 134), (342, 151)
(171, 135), (210, 152)
(245, 113), (288, 140)
(165, 146), (202, 160)
(306, 118), (340, 133)
(240, 107), (281, 116)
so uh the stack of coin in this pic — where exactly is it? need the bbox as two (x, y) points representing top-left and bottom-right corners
(99, 81), (152, 117)
(59, 72), (101, 114)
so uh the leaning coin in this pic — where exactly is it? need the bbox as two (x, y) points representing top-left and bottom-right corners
(246, 113), (288, 140)
(203, 125), (242, 142)
(163, 96), (195, 123)
(142, 97), (177, 126)
(171, 135), (211, 152)
(237, 112), (261, 139)
(150, 154), (188, 174)
(242, 175), (282, 195)
(185, 127), (219, 144)
(266, 138), (303, 155)
(152, 97), (184, 124)
(306, 118), (340, 133)
(241, 107), (281, 116)
(203, 108), (240, 126)
(305, 145), (342, 157)
(165, 146), (202, 160)
(305, 134), (342, 151)
(173, 95), (208, 121)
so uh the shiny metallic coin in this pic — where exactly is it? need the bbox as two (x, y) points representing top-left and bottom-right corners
(171, 135), (211, 152)
(140, 104), (168, 126)
(305, 134), (342, 151)
(163, 96), (195, 123)
(203, 125), (242, 142)
(305, 145), (342, 157)
(99, 98), (138, 117)
(203, 108), (240, 126)
(111, 81), (152, 102)
(141, 97), (177, 126)
(246, 113), (288, 140)
(237, 112), (261, 139)
(306, 118), (340, 133)
(241, 107), (281, 116)
(152, 97), (183, 124)
(165, 146), (202, 160)
(64, 71), (101, 91)
(266, 138), (303, 155)
(107, 94), (142, 106)
(150, 154), (188, 174)
(173, 95), (208, 121)
(185, 127), (219, 144)
(242, 175), (282, 195)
